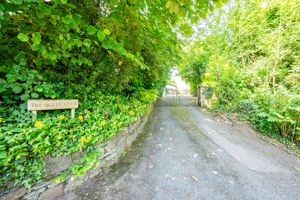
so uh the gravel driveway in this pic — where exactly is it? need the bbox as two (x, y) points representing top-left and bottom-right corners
(74, 96), (300, 200)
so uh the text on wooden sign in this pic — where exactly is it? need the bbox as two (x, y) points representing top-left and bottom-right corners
(28, 99), (78, 111)
(27, 99), (79, 120)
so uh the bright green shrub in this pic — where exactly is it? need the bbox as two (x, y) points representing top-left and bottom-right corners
(134, 89), (159, 104)
(235, 99), (259, 116)
(0, 92), (153, 188)
(0, 66), (63, 112)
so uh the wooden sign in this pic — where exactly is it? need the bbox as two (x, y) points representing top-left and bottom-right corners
(28, 99), (79, 120)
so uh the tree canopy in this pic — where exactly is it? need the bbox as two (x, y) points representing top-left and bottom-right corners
(179, 0), (300, 145)
(0, 0), (228, 189)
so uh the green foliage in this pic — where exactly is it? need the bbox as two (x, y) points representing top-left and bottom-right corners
(1, 66), (62, 113)
(133, 89), (159, 104)
(0, 91), (153, 188)
(180, 0), (300, 146)
(70, 148), (100, 177)
(0, 0), (227, 189)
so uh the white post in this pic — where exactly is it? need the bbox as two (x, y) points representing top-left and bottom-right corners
(71, 109), (75, 118)
(32, 111), (37, 121)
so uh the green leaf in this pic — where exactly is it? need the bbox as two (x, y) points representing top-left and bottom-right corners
(49, 16), (57, 25)
(31, 44), (39, 51)
(13, 86), (22, 94)
(34, 85), (43, 92)
(0, 78), (6, 85)
(87, 26), (97, 35)
(17, 33), (29, 42)
(97, 31), (105, 41)
(6, 74), (16, 83)
(59, 34), (64, 41)
(83, 39), (91, 48)
(103, 29), (111, 35)
(62, 14), (73, 25)
(166, 1), (179, 14)
(39, 4), (51, 16)
(11, 0), (22, 4)
(0, 151), (7, 159)
(74, 39), (82, 47)
(20, 94), (30, 101)
(19, 102), (27, 110)
(32, 32), (41, 45)
(294, 166), (300, 171)
(31, 93), (39, 99)
(39, 45), (47, 58)
(61, 0), (68, 4)
(0, 4), (5, 12)
(128, 0), (137, 5)
(14, 52), (27, 65)
(48, 52), (57, 61)
(179, 23), (194, 37)
(102, 39), (111, 49)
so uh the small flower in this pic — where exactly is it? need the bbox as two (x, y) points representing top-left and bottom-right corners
(0, 117), (5, 123)
(118, 60), (123, 66)
(58, 115), (65, 120)
(101, 121), (107, 125)
(80, 136), (86, 143)
(87, 136), (92, 142)
(34, 120), (43, 129)
(54, 178), (61, 184)
(108, 50), (112, 55)
(129, 111), (135, 116)
(78, 115), (84, 121)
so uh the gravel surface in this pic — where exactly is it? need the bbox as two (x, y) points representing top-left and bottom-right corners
(74, 96), (300, 200)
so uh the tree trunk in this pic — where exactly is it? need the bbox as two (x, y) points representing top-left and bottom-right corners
(272, 19), (282, 94)
(197, 85), (201, 107)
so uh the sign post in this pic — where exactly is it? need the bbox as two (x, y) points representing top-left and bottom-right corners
(27, 99), (79, 120)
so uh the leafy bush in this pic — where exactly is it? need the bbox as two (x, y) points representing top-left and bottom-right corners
(180, 0), (300, 149)
(235, 99), (259, 116)
(0, 66), (63, 113)
(0, 92), (153, 188)
(133, 89), (159, 104)
(202, 87), (214, 100)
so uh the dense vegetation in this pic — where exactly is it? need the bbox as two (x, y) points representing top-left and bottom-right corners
(180, 0), (300, 147)
(0, 0), (227, 189)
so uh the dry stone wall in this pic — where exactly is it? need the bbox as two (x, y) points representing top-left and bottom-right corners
(0, 105), (152, 200)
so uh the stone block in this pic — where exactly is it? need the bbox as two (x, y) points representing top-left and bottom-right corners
(70, 152), (81, 163)
(23, 191), (40, 200)
(31, 182), (50, 191)
(0, 187), (27, 200)
(47, 182), (61, 189)
(87, 166), (102, 179)
(38, 183), (64, 200)
(115, 136), (126, 158)
(126, 131), (139, 148)
(64, 175), (88, 192)
(100, 152), (118, 167)
(55, 192), (79, 200)
(103, 139), (116, 155)
(45, 156), (72, 178)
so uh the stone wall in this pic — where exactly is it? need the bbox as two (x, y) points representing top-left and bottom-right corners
(0, 105), (152, 200)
